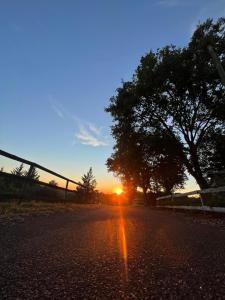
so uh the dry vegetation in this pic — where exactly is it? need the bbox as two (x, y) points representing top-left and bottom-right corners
(0, 201), (101, 217)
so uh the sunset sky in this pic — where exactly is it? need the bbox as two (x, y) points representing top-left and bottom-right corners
(1, 0), (225, 193)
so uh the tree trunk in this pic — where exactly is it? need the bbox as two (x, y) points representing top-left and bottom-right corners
(143, 187), (148, 205)
(185, 144), (209, 189)
(190, 169), (209, 189)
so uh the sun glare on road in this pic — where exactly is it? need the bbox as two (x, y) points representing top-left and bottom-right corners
(118, 206), (128, 282)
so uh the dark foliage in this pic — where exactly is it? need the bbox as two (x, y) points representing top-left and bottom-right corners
(106, 18), (225, 195)
(76, 168), (99, 203)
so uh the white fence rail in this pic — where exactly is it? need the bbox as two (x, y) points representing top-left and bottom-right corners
(156, 185), (225, 213)
(156, 186), (225, 201)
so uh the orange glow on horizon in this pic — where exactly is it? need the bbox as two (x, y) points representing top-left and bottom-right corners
(113, 187), (123, 195)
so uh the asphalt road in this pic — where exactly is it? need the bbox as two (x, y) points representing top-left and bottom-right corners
(1, 206), (225, 299)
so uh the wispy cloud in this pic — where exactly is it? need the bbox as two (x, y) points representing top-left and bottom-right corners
(72, 114), (108, 147)
(87, 123), (102, 135)
(157, 0), (184, 7)
(75, 125), (107, 147)
(49, 96), (108, 147)
(49, 95), (66, 119)
(51, 104), (64, 119)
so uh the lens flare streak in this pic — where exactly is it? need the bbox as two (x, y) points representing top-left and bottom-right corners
(118, 206), (128, 282)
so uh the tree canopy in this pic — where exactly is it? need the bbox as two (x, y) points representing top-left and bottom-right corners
(106, 18), (225, 196)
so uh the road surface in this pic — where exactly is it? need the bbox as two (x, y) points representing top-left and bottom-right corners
(1, 206), (225, 299)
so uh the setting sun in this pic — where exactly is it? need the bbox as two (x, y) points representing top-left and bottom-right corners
(114, 187), (123, 195)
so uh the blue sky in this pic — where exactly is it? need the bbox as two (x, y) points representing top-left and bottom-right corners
(1, 0), (225, 192)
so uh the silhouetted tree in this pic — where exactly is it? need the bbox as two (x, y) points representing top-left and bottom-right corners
(107, 124), (186, 202)
(206, 129), (225, 170)
(24, 167), (40, 181)
(0, 167), (5, 193)
(107, 18), (225, 190)
(76, 168), (98, 203)
(49, 180), (58, 186)
(9, 163), (26, 190)
(11, 163), (25, 177)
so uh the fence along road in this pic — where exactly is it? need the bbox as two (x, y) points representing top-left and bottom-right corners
(0, 149), (84, 202)
(156, 185), (225, 212)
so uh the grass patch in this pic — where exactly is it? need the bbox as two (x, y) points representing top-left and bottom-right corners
(0, 201), (100, 216)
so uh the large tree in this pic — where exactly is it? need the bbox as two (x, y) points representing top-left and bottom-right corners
(107, 122), (186, 198)
(106, 82), (186, 199)
(106, 129), (152, 202)
(107, 18), (225, 190)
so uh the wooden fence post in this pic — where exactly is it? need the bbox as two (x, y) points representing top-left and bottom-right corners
(199, 192), (205, 214)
